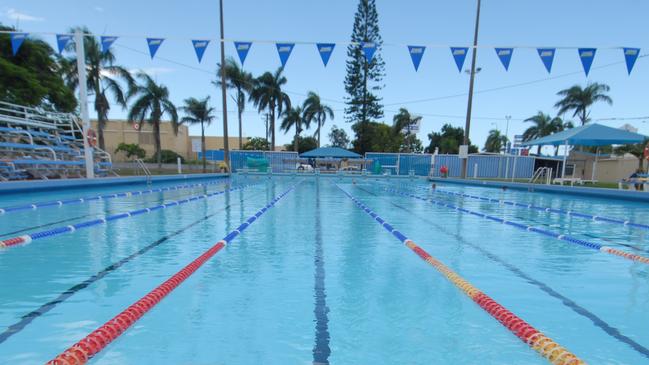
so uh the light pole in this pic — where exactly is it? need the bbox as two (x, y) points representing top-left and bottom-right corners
(504, 115), (511, 153)
(218, 0), (230, 170)
(461, 0), (482, 178)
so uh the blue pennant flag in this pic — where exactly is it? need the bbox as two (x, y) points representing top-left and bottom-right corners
(100, 36), (118, 53)
(192, 40), (210, 63)
(362, 42), (377, 62)
(56, 34), (72, 54)
(234, 42), (252, 65)
(450, 47), (468, 72)
(146, 38), (164, 59)
(495, 48), (513, 71)
(578, 48), (596, 76)
(537, 48), (556, 73)
(623, 47), (640, 75)
(408, 45), (426, 71)
(10, 33), (27, 56)
(316, 43), (335, 66)
(276, 43), (295, 67)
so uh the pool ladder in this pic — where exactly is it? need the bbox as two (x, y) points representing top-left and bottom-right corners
(134, 158), (152, 185)
(530, 167), (553, 185)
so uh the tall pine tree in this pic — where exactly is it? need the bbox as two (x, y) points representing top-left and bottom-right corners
(344, 0), (385, 154)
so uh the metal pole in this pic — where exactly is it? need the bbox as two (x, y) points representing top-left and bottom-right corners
(74, 30), (95, 179)
(561, 140), (568, 182)
(219, 0), (230, 171)
(461, 0), (481, 179)
(591, 147), (598, 182)
(505, 115), (511, 153)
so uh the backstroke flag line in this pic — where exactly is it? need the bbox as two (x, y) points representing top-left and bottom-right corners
(362, 42), (377, 62)
(408, 46), (425, 71)
(234, 42), (252, 65)
(146, 38), (164, 59)
(100, 36), (118, 53)
(495, 48), (513, 71)
(276, 43), (295, 67)
(317, 43), (335, 66)
(9, 33), (27, 56)
(623, 47), (640, 75)
(56, 34), (72, 54)
(450, 47), (468, 72)
(537, 48), (556, 73)
(192, 40), (210, 63)
(578, 48), (596, 76)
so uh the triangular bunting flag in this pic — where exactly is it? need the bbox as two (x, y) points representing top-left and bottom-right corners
(316, 43), (335, 66)
(495, 48), (513, 71)
(10, 33), (27, 56)
(408, 45), (426, 71)
(100, 36), (118, 53)
(450, 47), (468, 72)
(578, 48), (596, 76)
(362, 42), (377, 62)
(146, 38), (164, 59)
(623, 47), (640, 75)
(234, 42), (252, 65)
(56, 34), (72, 54)
(192, 40), (210, 63)
(276, 43), (295, 67)
(537, 48), (556, 73)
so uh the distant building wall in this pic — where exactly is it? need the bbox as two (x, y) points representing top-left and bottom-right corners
(568, 151), (640, 182)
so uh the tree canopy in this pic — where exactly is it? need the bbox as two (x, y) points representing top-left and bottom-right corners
(425, 124), (478, 154)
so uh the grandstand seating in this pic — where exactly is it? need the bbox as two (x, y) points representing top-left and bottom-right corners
(0, 101), (113, 181)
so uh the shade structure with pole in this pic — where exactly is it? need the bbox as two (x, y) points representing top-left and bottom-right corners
(521, 123), (647, 180)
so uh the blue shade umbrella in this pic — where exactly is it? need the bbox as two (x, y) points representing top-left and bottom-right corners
(300, 147), (361, 159)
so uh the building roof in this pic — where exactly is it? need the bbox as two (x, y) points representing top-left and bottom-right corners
(300, 147), (362, 158)
(521, 123), (647, 147)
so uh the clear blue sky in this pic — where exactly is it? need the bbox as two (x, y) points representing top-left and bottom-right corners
(3, 0), (649, 151)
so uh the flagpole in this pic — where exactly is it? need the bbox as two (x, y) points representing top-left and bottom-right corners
(219, 0), (231, 171)
(74, 30), (95, 179)
(461, 0), (481, 179)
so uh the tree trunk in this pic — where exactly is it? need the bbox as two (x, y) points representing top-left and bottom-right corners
(94, 96), (107, 151)
(238, 105), (243, 150)
(294, 126), (299, 153)
(201, 121), (206, 173)
(316, 121), (321, 148)
(154, 120), (162, 168)
(270, 104), (276, 151)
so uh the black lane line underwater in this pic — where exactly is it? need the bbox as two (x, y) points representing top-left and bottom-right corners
(355, 185), (649, 359)
(312, 182), (331, 365)
(0, 187), (259, 344)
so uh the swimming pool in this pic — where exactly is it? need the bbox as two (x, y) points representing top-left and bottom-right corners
(0, 175), (647, 364)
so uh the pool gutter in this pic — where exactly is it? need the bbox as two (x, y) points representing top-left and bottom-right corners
(428, 177), (649, 202)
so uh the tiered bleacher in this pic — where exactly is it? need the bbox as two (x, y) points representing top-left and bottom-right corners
(0, 101), (112, 180)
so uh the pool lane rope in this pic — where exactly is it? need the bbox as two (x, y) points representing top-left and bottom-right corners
(336, 185), (585, 365)
(381, 186), (649, 265)
(45, 182), (299, 365)
(396, 182), (649, 231)
(0, 177), (229, 215)
(0, 183), (256, 249)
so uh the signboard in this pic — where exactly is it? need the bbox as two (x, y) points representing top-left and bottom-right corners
(399, 117), (421, 135)
(458, 144), (469, 159)
(513, 134), (524, 148)
(191, 138), (202, 153)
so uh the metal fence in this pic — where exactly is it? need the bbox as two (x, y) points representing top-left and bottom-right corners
(229, 150), (298, 172)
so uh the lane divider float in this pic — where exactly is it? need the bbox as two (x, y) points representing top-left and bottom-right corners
(396, 182), (649, 230)
(381, 186), (649, 265)
(0, 183), (256, 249)
(337, 185), (585, 365)
(45, 182), (299, 365)
(0, 177), (230, 215)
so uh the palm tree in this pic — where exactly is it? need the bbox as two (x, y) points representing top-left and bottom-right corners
(127, 72), (178, 167)
(523, 112), (574, 155)
(303, 91), (334, 148)
(483, 129), (508, 153)
(215, 57), (254, 149)
(391, 108), (422, 153)
(61, 26), (135, 151)
(249, 68), (291, 150)
(280, 106), (308, 153)
(555, 83), (613, 126)
(180, 97), (216, 172)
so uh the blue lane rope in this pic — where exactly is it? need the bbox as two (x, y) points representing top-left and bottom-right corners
(379, 186), (649, 264)
(0, 183), (258, 248)
(396, 182), (649, 230)
(0, 177), (229, 215)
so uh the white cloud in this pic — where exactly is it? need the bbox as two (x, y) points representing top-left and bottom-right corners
(94, 6), (104, 12)
(5, 8), (44, 22)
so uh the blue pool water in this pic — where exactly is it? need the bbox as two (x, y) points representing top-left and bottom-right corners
(0, 175), (648, 364)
